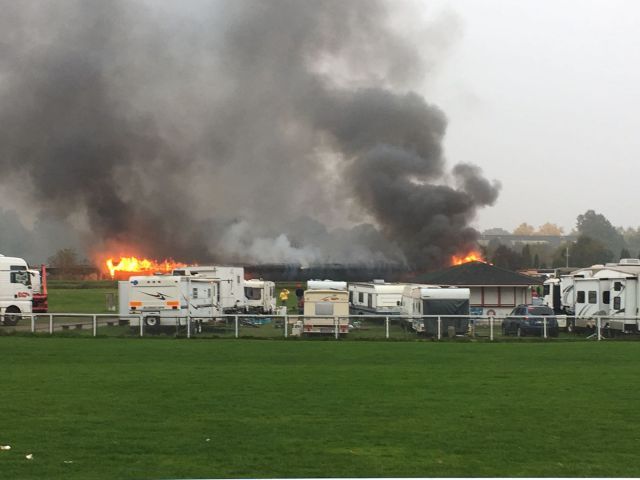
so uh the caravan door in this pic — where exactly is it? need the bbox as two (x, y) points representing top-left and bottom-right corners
(185, 279), (219, 320)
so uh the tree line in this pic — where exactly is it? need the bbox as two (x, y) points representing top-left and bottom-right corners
(484, 210), (640, 270)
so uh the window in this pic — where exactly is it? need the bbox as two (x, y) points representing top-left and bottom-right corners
(207, 288), (211, 299)
(576, 291), (585, 303)
(588, 291), (597, 304)
(614, 282), (622, 291)
(192, 288), (198, 299)
(349, 291), (353, 303)
(367, 293), (372, 308)
(543, 284), (550, 296)
(603, 291), (610, 304)
(244, 287), (261, 300)
(237, 276), (241, 285)
(613, 297), (621, 310)
(315, 302), (334, 315)
(10, 270), (30, 286)
(358, 292), (364, 303)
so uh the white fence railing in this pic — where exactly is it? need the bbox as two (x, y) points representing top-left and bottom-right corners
(3, 313), (640, 340)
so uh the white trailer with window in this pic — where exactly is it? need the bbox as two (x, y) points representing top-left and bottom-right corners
(126, 275), (220, 328)
(0, 255), (33, 325)
(244, 279), (276, 314)
(348, 281), (407, 315)
(401, 285), (471, 335)
(290, 289), (350, 336)
(172, 265), (246, 312)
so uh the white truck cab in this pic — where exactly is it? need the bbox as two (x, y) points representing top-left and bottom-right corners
(0, 254), (33, 325)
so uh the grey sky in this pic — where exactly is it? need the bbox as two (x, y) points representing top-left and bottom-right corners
(425, 0), (640, 233)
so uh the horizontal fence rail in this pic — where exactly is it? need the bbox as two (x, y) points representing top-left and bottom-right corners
(2, 312), (640, 341)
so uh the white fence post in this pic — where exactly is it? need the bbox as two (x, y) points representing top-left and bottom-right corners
(139, 315), (143, 337)
(30, 314), (35, 333)
(490, 316), (494, 341)
(543, 317), (547, 339)
(187, 316), (191, 339)
(385, 316), (390, 339)
(437, 316), (441, 340)
(234, 315), (239, 338)
(597, 317), (602, 341)
(92, 315), (97, 337)
(334, 317), (339, 339)
(49, 313), (53, 335)
(284, 315), (288, 338)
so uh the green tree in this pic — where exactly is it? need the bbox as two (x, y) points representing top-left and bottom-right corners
(490, 245), (524, 271)
(521, 244), (533, 268)
(553, 236), (613, 268)
(576, 210), (626, 254)
(47, 248), (79, 276)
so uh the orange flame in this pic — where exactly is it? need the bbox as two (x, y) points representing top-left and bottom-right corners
(451, 251), (486, 266)
(105, 256), (187, 279)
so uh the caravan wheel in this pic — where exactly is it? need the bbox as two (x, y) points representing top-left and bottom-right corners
(144, 316), (161, 328)
(3, 306), (21, 326)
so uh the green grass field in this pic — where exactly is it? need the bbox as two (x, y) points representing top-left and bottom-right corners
(2, 338), (640, 479)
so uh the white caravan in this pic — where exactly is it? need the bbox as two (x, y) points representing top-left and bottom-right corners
(290, 289), (350, 336)
(307, 279), (347, 291)
(172, 265), (246, 312)
(0, 254), (33, 325)
(244, 279), (276, 314)
(401, 285), (471, 336)
(348, 281), (407, 315)
(126, 275), (221, 328)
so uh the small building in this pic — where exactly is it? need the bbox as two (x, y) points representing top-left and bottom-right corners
(409, 261), (544, 317)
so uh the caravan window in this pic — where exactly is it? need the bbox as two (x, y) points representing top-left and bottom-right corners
(192, 288), (198, 299)
(348, 291), (353, 303)
(603, 291), (610, 305)
(367, 293), (372, 308)
(543, 284), (550, 296)
(576, 291), (586, 303)
(315, 302), (334, 315)
(358, 292), (364, 304)
(614, 282), (622, 291)
(588, 291), (597, 304)
(613, 296), (621, 310)
(244, 287), (262, 300)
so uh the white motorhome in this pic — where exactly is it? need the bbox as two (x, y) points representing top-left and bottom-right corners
(560, 259), (640, 333)
(290, 289), (350, 336)
(0, 254), (33, 325)
(244, 279), (276, 314)
(172, 265), (246, 312)
(348, 281), (407, 315)
(401, 285), (471, 336)
(126, 275), (221, 328)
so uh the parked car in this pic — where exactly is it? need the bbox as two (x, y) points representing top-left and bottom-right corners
(502, 304), (559, 337)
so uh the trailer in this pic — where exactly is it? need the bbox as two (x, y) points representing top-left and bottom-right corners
(244, 278), (276, 314)
(126, 275), (221, 329)
(172, 265), (246, 312)
(400, 285), (470, 336)
(348, 280), (407, 315)
(290, 289), (349, 336)
(29, 265), (48, 313)
(0, 254), (33, 325)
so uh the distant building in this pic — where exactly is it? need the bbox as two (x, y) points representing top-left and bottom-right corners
(409, 261), (544, 316)
(479, 234), (577, 249)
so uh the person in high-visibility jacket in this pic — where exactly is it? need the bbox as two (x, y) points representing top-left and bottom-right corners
(279, 288), (290, 307)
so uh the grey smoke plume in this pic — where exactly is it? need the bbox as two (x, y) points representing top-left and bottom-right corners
(0, 0), (499, 268)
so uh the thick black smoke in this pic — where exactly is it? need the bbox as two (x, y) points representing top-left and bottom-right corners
(0, 0), (499, 268)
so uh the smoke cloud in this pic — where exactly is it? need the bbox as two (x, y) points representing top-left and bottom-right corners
(0, 0), (499, 268)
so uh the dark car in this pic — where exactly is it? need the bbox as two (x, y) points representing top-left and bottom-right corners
(502, 304), (559, 337)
